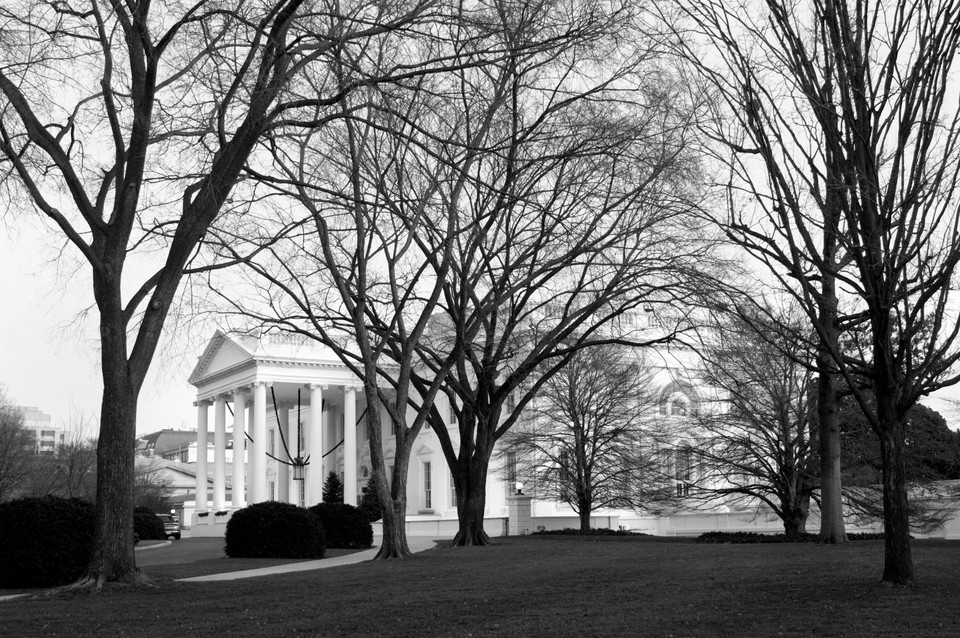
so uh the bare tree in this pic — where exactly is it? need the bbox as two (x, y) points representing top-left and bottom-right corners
(201, 0), (701, 555)
(692, 307), (818, 538)
(505, 345), (676, 531)
(133, 459), (175, 514)
(670, 0), (960, 583)
(201, 4), (517, 558)
(403, 24), (720, 544)
(0, 391), (31, 502)
(0, 0), (437, 585)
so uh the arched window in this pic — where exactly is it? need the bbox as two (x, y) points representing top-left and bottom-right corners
(670, 397), (689, 417)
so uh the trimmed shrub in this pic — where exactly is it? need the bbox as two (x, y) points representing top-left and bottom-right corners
(133, 507), (165, 541)
(308, 503), (373, 549)
(225, 501), (325, 558)
(0, 496), (95, 588)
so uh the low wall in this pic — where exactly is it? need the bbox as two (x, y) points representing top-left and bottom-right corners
(191, 510), (234, 537)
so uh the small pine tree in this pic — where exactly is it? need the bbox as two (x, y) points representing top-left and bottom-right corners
(322, 471), (344, 503)
(360, 475), (383, 522)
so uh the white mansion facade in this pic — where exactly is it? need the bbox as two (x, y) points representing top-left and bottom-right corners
(186, 329), (959, 539)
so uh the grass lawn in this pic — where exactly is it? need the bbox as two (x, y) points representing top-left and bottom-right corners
(2, 536), (958, 637)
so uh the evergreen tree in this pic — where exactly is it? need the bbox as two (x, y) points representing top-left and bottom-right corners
(360, 476), (382, 522)
(322, 472), (343, 504)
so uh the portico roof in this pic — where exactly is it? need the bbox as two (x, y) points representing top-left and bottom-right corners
(189, 330), (364, 405)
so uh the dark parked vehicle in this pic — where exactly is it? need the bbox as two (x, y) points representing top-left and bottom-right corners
(158, 514), (181, 540)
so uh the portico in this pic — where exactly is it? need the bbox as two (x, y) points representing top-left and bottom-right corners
(189, 331), (370, 532)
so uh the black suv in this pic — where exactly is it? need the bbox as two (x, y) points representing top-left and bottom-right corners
(158, 514), (181, 540)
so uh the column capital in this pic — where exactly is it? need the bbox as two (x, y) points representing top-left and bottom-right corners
(253, 380), (272, 389)
(193, 399), (212, 407)
(307, 383), (325, 391)
(344, 383), (364, 393)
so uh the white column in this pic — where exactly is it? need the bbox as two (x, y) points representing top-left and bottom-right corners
(213, 395), (227, 509)
(307, 384), (324, 505)
(250, 382), (268, 503)
(232, 388), (247, 509)
(323, 404), (336, 479)
(276, 404), (291, 504)
(344, 384), (359, 506)
(195, 400), (210, 512)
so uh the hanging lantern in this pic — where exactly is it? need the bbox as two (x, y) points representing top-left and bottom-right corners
(293, 456), (306, 481)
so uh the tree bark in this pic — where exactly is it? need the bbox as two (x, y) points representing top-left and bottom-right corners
(782, 504), (808, 539)
(74, 314), (145, 586)
(376, 494), (412, 559)
(817, 368), (847, 544)
(451, 456), (494, 546)
(817, 210), (848, 544)
(878, 406), (913, 585)
(578, 506), (591, 532)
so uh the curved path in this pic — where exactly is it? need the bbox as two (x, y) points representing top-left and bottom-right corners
(177, 536), (437, 582)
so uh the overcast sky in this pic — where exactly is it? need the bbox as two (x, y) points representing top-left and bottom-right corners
(2, 213), (959, 437)
(0, 218), (199, 437)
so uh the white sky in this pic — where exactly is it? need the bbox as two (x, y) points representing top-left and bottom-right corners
(0, 218), (200, 437)
(1, 212), (958, 439)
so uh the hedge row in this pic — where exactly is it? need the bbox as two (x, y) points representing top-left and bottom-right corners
(224, 501), (374, 558)
(696, 531), (886, 544)
(0, 496), (96, 588)
(531, 527), (646, 536)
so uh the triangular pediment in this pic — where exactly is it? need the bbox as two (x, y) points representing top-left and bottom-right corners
(188, 330), (255, 385)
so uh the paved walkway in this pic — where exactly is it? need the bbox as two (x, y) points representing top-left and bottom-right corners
(178, 536), (438, 582)
(0, 536), (440, 601)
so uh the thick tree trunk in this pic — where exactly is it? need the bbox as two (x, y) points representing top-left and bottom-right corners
(451, 456), (493, 546)
(816, 315), (847, 543)
(578, 506), (591, 532)
(878, 412), (913, 585)
(782, 505), (808, 539)
(817, 179), (848, 545)
(75, 323), (145, 587)
(376, 495), (412, 559)
(817, 374), (847, 544)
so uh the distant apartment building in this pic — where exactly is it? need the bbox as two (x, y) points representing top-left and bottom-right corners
(18, 406), (63, 455)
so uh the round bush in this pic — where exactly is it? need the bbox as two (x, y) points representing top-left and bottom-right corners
(308, 503), (373, 549)
(133, 507), (165, 541)
(225, 501), (325, 558)
(0, 496), (95, 588)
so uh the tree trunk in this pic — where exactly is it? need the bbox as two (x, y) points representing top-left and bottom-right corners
(782, 505), (808, 539)
(817, 169), (848, 545)
(816, 308), (847, 543)
(376, 495), (412, 559)
(817, 372), (847, 544)
(451, 456), (494, 546)
(75, 323), (144, 587)
(878, 412), (913, 585)
(578, 506), (591, 532)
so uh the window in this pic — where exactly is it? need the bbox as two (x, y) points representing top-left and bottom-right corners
(670, 398), (689, 417)
(659, 402), (668, 416)
(423, 462), (432, 510)
(558, 450), (571, 501)
(268, 481), (275, 500)
(506, 392), (516, 412)
(450, 472), (458, 509)
(448, 400), (458, 426)
(675, 447), (692, 497)
(268, 429), (275, 455)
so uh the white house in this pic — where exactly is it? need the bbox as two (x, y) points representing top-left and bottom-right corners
(185, 329), (959, 540)
(187, 330), (511, 537)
